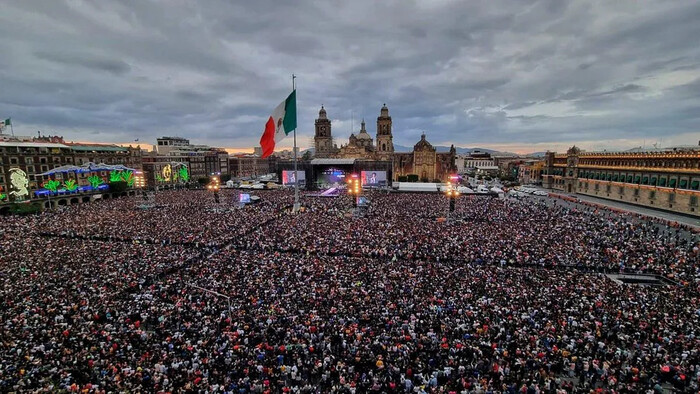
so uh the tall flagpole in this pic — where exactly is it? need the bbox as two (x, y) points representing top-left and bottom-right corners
(292, 74), (300, 213)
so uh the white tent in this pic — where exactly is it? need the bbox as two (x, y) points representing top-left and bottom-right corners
(457, 186), (474, 193)
(394, 182), (440, 192)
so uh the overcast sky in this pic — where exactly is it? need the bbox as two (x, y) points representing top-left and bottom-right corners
(1, 0), (699, 153)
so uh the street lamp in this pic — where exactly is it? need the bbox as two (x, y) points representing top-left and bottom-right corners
(444, 175), (460, 220)
(348, 173), (361, 207)
(208, 173), (221, 203)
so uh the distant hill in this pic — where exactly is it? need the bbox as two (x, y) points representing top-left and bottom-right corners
(527, 151), (548, 157)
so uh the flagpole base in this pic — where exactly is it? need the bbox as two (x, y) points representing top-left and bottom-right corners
(292, 202), (301, 213)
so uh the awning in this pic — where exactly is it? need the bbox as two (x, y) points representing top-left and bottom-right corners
(691, 180), (699, 190)
(669, 178), (677, 187)
(39, 162), (136, 176)
(679, 179), (688, 188)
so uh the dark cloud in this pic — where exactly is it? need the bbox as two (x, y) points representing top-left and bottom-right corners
(0, 0), (698, 152)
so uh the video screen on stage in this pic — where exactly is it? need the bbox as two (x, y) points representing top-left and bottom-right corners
(282, 170), (305, 186)
(317, 168), (346, 185)
(361, 170), (387, 186)
(239, 193), (251, 203)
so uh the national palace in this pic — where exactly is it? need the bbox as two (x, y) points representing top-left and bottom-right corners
(543, 145), (700, 216)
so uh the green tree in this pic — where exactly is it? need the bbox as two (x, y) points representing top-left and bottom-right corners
(398, 176), (407, 182)
(197, 177), (209, 185)
(109, 181), (128, 193)
(302, 150), (313, 161)
(10, 202), (42, 215)
(407, 174), (419, 182)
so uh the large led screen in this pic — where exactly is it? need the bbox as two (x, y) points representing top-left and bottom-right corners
(361, 170), (387, 186)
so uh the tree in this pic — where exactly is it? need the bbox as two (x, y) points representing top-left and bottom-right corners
(10, 202), (42, 215)
(398, 176), (408, 182)
(197, 177), (209, 185)
(221, 174), (232, 183)
(407, 174), (419, 182)
(109, 181), (128, 194)
(302, 150), (312, 161)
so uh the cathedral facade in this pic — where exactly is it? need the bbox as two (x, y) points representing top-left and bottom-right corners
(313, 104), (456, 182)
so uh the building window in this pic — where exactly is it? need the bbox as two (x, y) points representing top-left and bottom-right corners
(690, 195), (698, 206)
(10, 157), (18, 164)
(649, 190), (655, 199)
(669, 193), (675, 203)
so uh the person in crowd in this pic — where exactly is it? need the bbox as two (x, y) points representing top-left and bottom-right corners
(0, 189), (697, 392)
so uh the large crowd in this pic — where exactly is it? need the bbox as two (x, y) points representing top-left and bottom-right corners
(1, 189), (699, 392)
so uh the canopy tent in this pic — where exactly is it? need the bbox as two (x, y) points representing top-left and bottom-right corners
(39, 162), (137, 176)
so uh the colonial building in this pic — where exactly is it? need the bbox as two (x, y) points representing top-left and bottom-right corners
(393, 134), (457, 182)
(0, 135), (143, 206)
(230, 155), (277, 178)
(143, 136), (229, 185)
(543, 145), (700, 216)
(310, 104), (455, 183)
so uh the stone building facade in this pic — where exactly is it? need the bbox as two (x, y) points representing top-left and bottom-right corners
(543, 145), (700, 216)
(311, 104), (456, 182)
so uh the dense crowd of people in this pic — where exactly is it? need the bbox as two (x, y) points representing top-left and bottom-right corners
(1, 189), (698, 392)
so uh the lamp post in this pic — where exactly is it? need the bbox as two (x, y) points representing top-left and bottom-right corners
(348, 173), (360, 208)
(208, 173), (221, 203)
(444, 175), (460, 221)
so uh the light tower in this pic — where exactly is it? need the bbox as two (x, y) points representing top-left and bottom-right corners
(444, 174), (460, 220)
(348, 173), (361, 207)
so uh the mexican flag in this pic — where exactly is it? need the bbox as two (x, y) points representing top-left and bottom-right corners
(260, 90), (296, 158)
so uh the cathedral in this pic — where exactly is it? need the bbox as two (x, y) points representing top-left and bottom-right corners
(313, 104), (456, 182)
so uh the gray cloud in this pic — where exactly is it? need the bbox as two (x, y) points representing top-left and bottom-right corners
(0, 0), (699, 152)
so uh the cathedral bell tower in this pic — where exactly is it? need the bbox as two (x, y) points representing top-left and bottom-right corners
(376, 104), (394, 159)
(314, 106), (334, 158)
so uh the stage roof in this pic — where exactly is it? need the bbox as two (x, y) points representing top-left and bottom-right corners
(310, 158), (356, 165)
